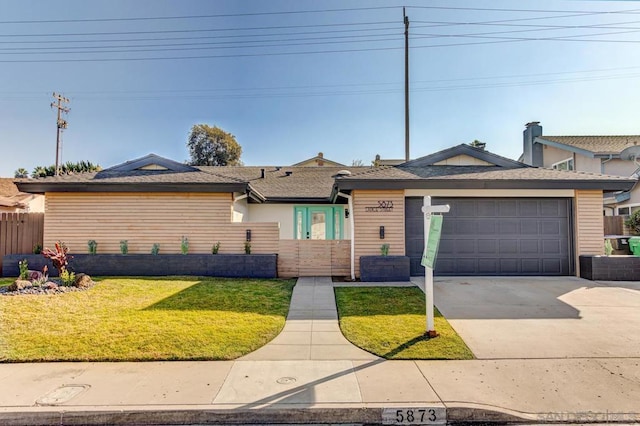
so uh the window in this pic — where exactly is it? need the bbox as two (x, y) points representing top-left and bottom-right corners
(552, 157), (574, 171)
(294, 206), (344, 240)
(617, 207), (630, 215)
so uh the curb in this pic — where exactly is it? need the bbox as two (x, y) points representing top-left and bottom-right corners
(1, 405), (635, 425)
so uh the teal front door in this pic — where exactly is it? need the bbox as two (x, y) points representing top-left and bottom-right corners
(294, 206), (343, 240)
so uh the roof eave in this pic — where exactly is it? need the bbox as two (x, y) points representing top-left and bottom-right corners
(336, 179), (636, 192)
(16, 182), (248, 194)
(535, 137), (597, 158)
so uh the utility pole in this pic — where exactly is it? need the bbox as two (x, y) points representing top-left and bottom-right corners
(51, 92), (70, 176)
(404, 8), (410, 162)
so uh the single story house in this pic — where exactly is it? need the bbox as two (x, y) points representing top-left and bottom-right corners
(16, 144), (634, 277)
(521, 122), (640, 216)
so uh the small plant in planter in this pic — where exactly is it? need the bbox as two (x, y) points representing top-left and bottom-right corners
(32, 244), (42, 254)
(32, 266), (49, 287)
(18, 259), (29, 280)
(181, 236), (189, 255)
(151, 243), (160, 255)
(380, 243), (390, 256)
(212, 241), (221, 254)
(120, 240), (129, 255)
(244, 241), (251, 255)
(88, 240), (98, 255)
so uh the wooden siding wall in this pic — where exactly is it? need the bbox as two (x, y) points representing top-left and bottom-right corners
(278, 240), (350, 277)
(352, 189), (405, 277)
(44, 193), (279, 254)
(574, 190), (604, 262)
(0, 213), (44, 272)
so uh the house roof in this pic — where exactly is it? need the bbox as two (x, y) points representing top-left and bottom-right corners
(0, 178), (20, 197)
(291, 152), (345, 167)
(399, 144), (526, 168)
(536, 136), (640, 156)
(16, 149), (636, 201)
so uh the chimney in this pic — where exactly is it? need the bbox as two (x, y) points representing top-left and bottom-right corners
(317, 152), (324, 167)
(523, 122), (543, 166)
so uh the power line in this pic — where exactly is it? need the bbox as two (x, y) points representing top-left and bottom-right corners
(0, 20), (397, 38)
(0, 6), (400, 25)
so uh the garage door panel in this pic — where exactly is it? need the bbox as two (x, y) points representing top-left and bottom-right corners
(499, 220), (519, 234)
(520, 239), (540, 253)
(406, 197), (573, 276)
(520, 221), (539, 234)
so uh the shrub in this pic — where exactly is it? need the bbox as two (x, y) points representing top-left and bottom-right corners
(604, 239), (613, 256)
(88, 240), (98, 255)
(244, 241), (251, 255)
(380, 244), (390, 256)
(60, 269), (76, 286)
(18, 259), (29, 280)
(151, 243), (160, 255)
(32, 266), (49, 287)
(625, 210), (640, 235)
(32, 244), (42, 254)
(120, 240), (129, 255)
(181, 236), (189, 255)
(212, 241), (221, 254)
(42, 241), (72, 275)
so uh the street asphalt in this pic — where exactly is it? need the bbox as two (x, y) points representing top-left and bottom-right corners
(1, 276), (639, 425)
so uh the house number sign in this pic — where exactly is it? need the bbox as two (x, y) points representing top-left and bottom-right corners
(365, 200), (394, 212)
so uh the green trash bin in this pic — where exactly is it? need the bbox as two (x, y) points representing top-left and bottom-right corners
(629, 237), (640, 256)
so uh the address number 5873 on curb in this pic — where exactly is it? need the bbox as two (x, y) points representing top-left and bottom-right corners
(382, 407), (446, 425)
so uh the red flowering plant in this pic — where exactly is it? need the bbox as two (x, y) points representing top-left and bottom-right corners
(42, 241), (73, 275)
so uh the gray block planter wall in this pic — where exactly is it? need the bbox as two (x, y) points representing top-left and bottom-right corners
(2, 254), (277, 279)
(579, 255), (640, 281)
(360, 255), (410, 282)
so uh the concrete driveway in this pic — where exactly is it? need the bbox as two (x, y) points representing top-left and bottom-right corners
(419, 276), (640, 359)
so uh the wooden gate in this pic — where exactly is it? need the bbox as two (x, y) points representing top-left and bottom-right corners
(0, 213), (44, 274)
(278, 240), (350, 277)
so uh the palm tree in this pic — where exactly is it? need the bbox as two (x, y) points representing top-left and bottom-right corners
(14, 168), (29, 178)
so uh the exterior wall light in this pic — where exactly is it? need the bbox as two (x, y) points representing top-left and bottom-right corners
(379, 225), (385, 239)
(246, 229), (252, 242)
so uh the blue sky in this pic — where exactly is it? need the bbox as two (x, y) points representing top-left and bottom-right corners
(1, 0), (640, 176)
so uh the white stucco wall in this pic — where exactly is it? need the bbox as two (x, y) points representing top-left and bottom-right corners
(232, 196), (249, 222)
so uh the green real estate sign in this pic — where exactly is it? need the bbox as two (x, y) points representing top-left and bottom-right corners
(421, 215), (444, 269)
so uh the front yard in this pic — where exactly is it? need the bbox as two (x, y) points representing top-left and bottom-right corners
(335, 287), (474, 360)
(0, 277), (295, 362)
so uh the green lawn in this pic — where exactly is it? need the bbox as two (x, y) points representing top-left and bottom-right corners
(335, 287), (474, 360)
(0, 278), (12, 288)
(0, 277), (295, 362)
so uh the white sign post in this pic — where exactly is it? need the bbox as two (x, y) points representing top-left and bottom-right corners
(421, 196), (449, 337)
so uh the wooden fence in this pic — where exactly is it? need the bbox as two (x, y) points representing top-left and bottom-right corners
(0, 213), (44, 273)
(278, 240), (351, 278)
(604, 215), (628, 235)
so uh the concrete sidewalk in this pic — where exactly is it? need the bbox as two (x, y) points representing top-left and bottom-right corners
(1, 277), (639, 425)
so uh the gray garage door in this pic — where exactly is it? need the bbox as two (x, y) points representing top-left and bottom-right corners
(405, 198), (573, 276)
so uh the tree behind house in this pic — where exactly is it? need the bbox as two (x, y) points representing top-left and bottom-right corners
(187, 124), (242, 166)
(31, 161), (101, 178)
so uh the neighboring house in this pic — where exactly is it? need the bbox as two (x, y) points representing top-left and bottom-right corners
(16, 146), (633, 277)
(522, 122), (640, 215)
(291, 152), (345, 167)
(0, 178), (44, 213)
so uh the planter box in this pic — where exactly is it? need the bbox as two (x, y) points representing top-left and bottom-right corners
(2, 254), (277, 279)
(579, 255), (640, 281)
(360, 255), (410, 282)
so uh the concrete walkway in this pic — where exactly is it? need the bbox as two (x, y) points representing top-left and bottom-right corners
(241, 276), (377, 361)
(1, 276), (640, 425)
